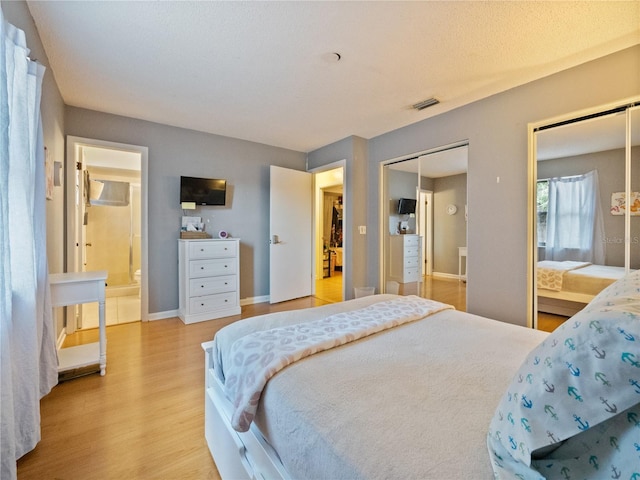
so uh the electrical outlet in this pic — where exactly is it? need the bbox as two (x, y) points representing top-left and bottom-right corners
(359, 226), (366, 235)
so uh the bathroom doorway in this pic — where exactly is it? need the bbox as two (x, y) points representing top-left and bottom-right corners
(66, 137), (149, 331)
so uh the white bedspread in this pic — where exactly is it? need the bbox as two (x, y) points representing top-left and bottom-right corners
(212, 295), (548, 479)
(537, 260), (590, 291)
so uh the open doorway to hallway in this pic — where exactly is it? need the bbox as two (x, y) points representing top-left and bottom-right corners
(314, 166), (344, 303)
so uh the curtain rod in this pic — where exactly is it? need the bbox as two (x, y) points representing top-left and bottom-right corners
(534, 101), (640, 132)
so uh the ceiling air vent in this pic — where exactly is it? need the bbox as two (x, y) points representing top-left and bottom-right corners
(412, 97), (439, 111)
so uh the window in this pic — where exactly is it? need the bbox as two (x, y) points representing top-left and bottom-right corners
(536, 179), (548, 246)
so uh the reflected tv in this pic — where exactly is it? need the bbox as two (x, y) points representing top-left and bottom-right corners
(398, 198), (416, 214)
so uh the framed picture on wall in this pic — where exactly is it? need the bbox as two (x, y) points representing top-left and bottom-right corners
(610, 191), (640, 216)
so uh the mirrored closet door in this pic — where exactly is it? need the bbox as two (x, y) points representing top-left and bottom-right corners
(532, 102), (640, 330)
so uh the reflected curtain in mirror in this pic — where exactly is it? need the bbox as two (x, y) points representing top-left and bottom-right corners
(543, 170), (605, 264)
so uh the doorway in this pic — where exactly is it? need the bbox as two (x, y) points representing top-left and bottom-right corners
(314, 165), (345, 303)
(66, 137), (149, 332)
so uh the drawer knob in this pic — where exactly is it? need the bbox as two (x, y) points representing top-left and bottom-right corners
(201, 267), (204, 270)
(224, 299), (228, 302)
(201, 303), (204, 306)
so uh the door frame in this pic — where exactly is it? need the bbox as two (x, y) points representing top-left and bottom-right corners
(418, 189), (433, 276)
(310, 160), (347, 300)
(65, 136), (149, 329)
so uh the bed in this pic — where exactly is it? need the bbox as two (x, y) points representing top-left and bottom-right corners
(537, 260), (628, 316)
(203, 279), (640, 479)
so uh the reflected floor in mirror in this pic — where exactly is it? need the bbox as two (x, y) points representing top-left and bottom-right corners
(537, 312), (569, 333)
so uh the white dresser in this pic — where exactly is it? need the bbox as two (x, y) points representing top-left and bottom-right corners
(389, 234), (422, 284)
(178, 239), (241, 324)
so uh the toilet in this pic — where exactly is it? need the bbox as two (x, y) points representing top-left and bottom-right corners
(134, 269), (141, 297)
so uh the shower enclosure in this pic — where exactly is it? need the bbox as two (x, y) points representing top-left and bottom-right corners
(84, 171), (141, 294)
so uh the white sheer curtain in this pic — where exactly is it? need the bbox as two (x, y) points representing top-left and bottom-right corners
(1, 8), (58, 479)
(544, 169), (605, 264)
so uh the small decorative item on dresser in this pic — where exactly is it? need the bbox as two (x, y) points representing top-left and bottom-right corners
(218, 230), (228, 239)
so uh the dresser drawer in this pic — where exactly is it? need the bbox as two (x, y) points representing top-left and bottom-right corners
(404, 256), (420, 268)
(403, 235), (420, 247)
(190, 258), (237, 278)
(403, 268), (421, 282)
(189, 241), (237, 259)
(405, 246), (420, 257)
(189, 275), (236, 297)
(190, 292), (238, 315)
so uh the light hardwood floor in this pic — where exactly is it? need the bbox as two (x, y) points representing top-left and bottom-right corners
(537, 311), (568, 332)
(17, 296), (332, 480)
(18, 275), (551, 479)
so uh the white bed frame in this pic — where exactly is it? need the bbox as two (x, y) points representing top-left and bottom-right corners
(202, 341), (290, 480)
(537, 289), (594, 316)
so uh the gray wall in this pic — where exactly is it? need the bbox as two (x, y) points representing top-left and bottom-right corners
(307, 136), (369, 297)
(309, 40), (639, 325)
(385, 170), (467, 275)
(65, 107), (306, 314)
(387, 170), (418, 234)
(537, 146), (640, 268)
(356, 45), (639, 326)
(432, 173), (467, 274)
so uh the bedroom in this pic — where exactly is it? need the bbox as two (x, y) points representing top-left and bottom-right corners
(2, 0), (639, 478)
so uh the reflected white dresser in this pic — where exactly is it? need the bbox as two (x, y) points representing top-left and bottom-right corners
(178, 239), (241, 324)
(389, 234), (422, 284)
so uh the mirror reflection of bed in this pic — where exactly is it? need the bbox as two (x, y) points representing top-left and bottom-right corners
(535, 105), (640, 331)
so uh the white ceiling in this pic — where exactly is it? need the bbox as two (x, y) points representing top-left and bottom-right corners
(27, 1), (640, 153)
(537, 109), (640, 161)
(389, 146), (468, 178)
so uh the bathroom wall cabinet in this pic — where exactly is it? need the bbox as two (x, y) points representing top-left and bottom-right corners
(178, 239), (241, 324)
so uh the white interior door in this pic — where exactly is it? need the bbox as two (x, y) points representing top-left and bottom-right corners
(270, 165), (313, 303)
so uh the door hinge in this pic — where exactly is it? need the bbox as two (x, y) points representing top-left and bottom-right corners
(76, 162), (82, 170)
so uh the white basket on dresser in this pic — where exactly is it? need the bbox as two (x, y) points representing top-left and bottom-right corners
(178, 239), (241, 324)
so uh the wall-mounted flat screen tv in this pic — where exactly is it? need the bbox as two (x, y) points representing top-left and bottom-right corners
(180, 176), (226, 206)
(398, 198), (416, 215)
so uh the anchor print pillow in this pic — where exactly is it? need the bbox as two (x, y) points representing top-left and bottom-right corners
(487, 271), (640, 479)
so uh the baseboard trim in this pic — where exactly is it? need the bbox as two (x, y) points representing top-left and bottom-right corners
(150, 299), (271, 321)
(147, 309), (179, 321)
(241, 295), (269, 306)
(432, 272), (461, 280)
